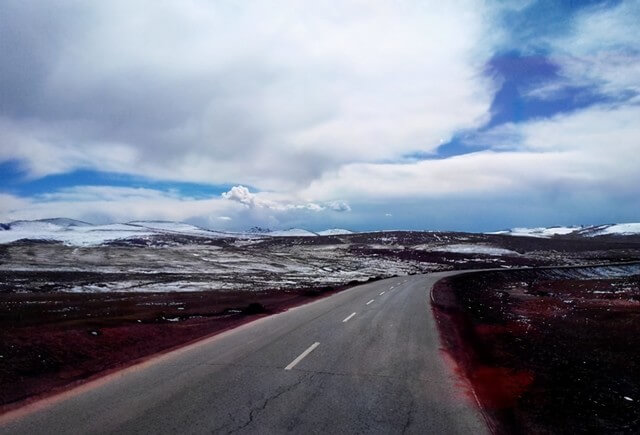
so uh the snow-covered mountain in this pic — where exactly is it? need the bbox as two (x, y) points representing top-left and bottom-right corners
(0, 219), (237, 246)
(267, 228), (352, 237)
(489, 226), (582, 238)
(246, 226), (272, 234)
(35, 218), (93, 228)
(491, 223), (640, 238)
(0, 219), (351, 245)
(4, 218), (92, 232)
(2, 218), (638, 246)
(126, 221), (232, 238)
(317, 228), (353, 236)
(267, 228), (318, 237)
(573, 223), (640, 237)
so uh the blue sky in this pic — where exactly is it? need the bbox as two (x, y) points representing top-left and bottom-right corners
(1, 0), (639, 231)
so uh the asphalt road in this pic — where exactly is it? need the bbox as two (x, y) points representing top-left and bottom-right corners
(1, 273), (487, 434)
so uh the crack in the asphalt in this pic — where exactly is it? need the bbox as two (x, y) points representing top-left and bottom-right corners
(401, 396), (416, 434)
(225, 374), (308, 434)
(292, 367), (433, 383)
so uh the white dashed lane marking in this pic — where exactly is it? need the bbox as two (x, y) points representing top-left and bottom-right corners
(342, 313), (356, 323)
(284, 342), (320, 371)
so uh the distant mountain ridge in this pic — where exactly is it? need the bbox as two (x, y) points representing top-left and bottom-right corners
(0, 219), (354, 246)
(491, 223), (640, 238)
(36, 218), (93, 227)
(246, 226), (272, 234)
(267, 228), (318, 237)
(1, 218), (637, 246)
(317, 228), (353, 236)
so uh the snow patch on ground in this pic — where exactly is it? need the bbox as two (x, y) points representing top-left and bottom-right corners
(0, 222), (155, 246)
(127, 221), (229, 237)
(0, 220), (240, 246)
(492, 223), (640, 238)
(317, 229), (353, 236)
(3, 218), (639, 247)
(268, 228), (318, 237)
(490, 227), (581, 238)
(430, 244), (519, 256)
(586, 223), (640, 237)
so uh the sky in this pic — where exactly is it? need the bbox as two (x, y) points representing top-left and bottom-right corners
(1, 0), (639, 232)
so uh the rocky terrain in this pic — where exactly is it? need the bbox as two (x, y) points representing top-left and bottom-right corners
(2, 219), (640, 294)
(432, 264), (640, 434)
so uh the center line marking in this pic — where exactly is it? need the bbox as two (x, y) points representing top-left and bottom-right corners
(285, 342), (320, 371)
(366, 299), (375, 305)
(379, 291), (385, 295)
(342, 312), (356, 323)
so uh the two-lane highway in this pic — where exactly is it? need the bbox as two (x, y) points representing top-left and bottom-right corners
(1, 273), (488, 434)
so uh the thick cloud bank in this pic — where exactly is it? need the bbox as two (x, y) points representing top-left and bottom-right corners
(1, 1), (638, 230)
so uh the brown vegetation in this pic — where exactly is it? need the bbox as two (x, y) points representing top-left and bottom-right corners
(432, 266), (640, 433)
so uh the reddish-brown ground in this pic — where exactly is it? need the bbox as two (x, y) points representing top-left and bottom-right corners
(0, 282), (365, 411)
(432, 268), (640, 434)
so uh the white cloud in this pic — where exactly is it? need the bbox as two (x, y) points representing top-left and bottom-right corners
(0, 0), (500, 191)
(326, 200), (351, 212)
(220, 185), (349, 213)
(541, 1), (640, 101)
(221, 185), (258, 207)
(0, 184), (353, 228)
(295, 2), (640, 207)
(301, 103), (640, 201)
(0, 117), (140, 178)
(0, 186), (240, 224)
(0, 193), (29, 215)
(3, 1), (637, 230)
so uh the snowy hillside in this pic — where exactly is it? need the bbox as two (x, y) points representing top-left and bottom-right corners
(317, 229), (353, 236)
(492, 223), (640, 238)
(2, 218), (639, 246)
(0, 219), (237, 246)
(0, 219), (349, 245)
(429, 244), (519, 256)
(127, 221), (232, 238)
(574, 223), (640, 237)
(268, 228), (353, 237)
(267, 228), (318, 237)
(37, 218), (93, 228)
(489, 226), (581, 238)
(1, 221), (146, 246)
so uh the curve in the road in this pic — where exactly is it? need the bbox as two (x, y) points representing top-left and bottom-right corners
(1, 273), (487, 435)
